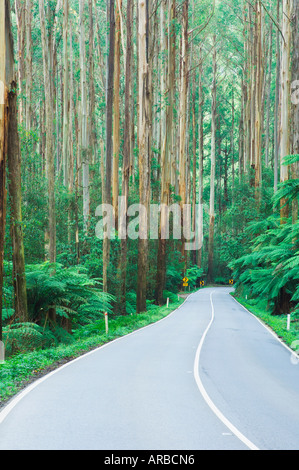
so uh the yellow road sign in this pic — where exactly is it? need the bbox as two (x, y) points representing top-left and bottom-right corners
(200, 281), (205, 287)
(183, 277), (189, 283)
(229, 279), (234, 285)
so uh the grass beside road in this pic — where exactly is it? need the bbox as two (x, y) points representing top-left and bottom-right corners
(232, 293), (299, 351)
(0, 298), (184, 406)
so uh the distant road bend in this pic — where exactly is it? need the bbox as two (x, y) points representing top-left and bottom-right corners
(1, 287), (299, 450)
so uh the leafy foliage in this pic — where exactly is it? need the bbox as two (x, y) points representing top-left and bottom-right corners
(25, 263), (115, 326)
(186, 265), (204, 288)
(3, 322), (58, 356)
(1, 262), (115, 356)
(230, 215), (299, 315)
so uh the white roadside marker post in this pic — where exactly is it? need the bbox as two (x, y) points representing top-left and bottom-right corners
(0, 341), (4, 364)
(104, 312), (109, 335)
(167, 298), (169, 308)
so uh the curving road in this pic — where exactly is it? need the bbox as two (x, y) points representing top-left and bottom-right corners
(0, 287), (299, 450)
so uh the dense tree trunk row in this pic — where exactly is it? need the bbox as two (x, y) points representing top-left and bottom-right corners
(0, 0), (298, 330)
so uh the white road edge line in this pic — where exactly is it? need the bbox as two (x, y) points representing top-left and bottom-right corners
(193, 291), (260, 451)
(0, 292), (196, 426)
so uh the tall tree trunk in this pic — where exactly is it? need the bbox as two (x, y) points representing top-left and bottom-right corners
(94, 0), (106, 91)
(156, 0), (169, 305)
(112, 0), (121, 229)
(105, 0), (115, 205)
(208, 34), (217, 283)
(0, 0), (7, 341)
(25, 0), (32, 131)
(1, 0), (27, 337)
(168, 0), (176, 196)
(79, 0), (90, 232)
(14, 0), (25, 124)
(129, 0), (136, 183)
(197, 46), (204, 268)
(178, 0), (189, 276)
(156, 0), (176, 302)
(88, 0), (96, 168)
(62, 0), (69, 188)
(103, 0), (115, 294)
(280, 0), (291, 223)
(243, 1), (251, 173)
(191, 67), (197, 267)
(265, 23), (273, 168)
(231, 84), (235, 203)
(254, 0), (263, 197)
(39, 0), (56, 266)
(39, 0), (56, 323)
(136, 0), (150, 313)
(119, 0), (132, 314)
(7, 84), (28, 323)
(239, 77), (245, 179)
(67, 5), (75, 247)
(291, 0), (299, 223)
(68, 16), (74, 193)
(274, 0), (281, 193)
(249, 3), (256, 174)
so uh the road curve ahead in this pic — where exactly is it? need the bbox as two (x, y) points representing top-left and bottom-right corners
(0, 287), (299, 450)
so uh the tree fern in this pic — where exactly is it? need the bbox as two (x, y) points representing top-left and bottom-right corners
(3, 322), (57, 356)
(25, 263), (115, 327)
(230, 212), (299, 314)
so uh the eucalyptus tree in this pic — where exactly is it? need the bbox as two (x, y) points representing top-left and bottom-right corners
(136, 0), (151, 313)
(0, 0), (7, 341)
(119, 0), (133, 314)
(0, 0), (28, 340)
(208, 34), (217, 283)
(103, 0), (115, 294)
(178, 0), (189, 276)
(280, 0), (292, 223)
(39, 0), (56, 266)
(291, 0), (299, 223)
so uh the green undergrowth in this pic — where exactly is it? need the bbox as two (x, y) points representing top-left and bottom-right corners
(0, 298), (184, 406)
(232, 293), (299, 351)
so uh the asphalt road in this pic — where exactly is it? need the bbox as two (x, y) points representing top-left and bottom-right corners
(0, 287), (299, 450)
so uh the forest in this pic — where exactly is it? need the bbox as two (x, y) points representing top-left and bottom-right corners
(0, 0), (298, 357)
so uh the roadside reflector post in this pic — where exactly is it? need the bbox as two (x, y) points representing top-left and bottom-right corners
(167, 298), (169, 308)
(287, 314), (291, 331)
(104, 312), (109, 335)
(0, 341), (5, 364)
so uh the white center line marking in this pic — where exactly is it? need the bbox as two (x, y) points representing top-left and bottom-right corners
(193, 290), (260, 451)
